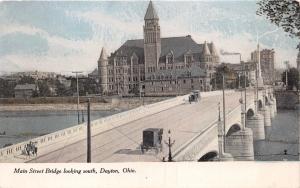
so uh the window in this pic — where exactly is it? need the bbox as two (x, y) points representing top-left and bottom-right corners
(183, 79), (186, 84)
(185, 55), (192, 64)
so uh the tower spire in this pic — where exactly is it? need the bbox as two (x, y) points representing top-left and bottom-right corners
(144, 1), (159, 20)
(99, 47), (107, 61)
(203, 41), (211, 56)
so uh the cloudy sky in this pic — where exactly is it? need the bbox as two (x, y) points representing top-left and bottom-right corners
(0, 1), (299, 75)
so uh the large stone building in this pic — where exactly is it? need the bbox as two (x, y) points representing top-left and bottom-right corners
(251, 48), (275, 85)
(97, 1), (220, 96)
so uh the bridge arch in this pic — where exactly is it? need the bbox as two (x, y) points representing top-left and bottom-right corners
(258, 99), (263, 110)
(246, 108), (255, 119)
(198, 151), (218, 162)
(226, 123), (242, 137)
(265, 96), (269, 104)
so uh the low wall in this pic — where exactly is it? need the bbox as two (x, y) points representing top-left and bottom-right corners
(0, 96), (109, 104)
(275, 90), (299, 109)
(0, 94), (189, 161)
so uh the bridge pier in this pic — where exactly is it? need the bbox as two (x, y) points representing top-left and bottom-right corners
(258, 106), (271, 127)
(273, 97), (277, 114)
(225, 128), (254, 161)
(268, 101), (275, 119)
(246, 113), (265, 140)
(218, 130), (233, 161)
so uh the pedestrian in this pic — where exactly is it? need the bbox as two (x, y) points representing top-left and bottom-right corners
(34, 146), (38, 156)
(25, 144), (30, 158)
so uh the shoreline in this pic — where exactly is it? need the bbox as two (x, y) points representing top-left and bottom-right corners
(0, 103), (140, 112)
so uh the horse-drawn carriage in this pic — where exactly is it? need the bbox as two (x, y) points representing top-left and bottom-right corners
(141, 128), (163, 154)
(189, 90), (201, 103)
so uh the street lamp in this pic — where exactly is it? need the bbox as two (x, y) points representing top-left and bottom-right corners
(164, 129), (175, 162)
(284, 61), (289, 89)
(72, 71), (83, 124)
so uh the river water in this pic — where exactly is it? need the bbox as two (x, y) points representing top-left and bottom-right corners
(0, 109), (299, 161)
(254, 109), (299, 161)
(0, 110), (121, 148)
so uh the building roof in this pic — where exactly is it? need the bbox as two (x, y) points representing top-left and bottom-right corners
(14, 84), (36, 90)
(202, 41), (211, 56)
(144, 1), (159, 20)
(99, 47), (108, 61)
(110, 35), (210, 64)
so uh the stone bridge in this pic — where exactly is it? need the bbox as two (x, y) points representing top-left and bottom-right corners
(0, 87), (277, 162)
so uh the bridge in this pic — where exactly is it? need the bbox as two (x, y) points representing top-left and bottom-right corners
(0, 87), (277, 162)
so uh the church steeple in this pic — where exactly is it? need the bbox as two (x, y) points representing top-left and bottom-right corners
(143, 1), (161, 75)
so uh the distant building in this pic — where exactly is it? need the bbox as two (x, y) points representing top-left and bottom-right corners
(251, 48), (275, 85)
(226, 61), (256, 86)
(14, 84), (38, 98)
(95, 1), (220, 96)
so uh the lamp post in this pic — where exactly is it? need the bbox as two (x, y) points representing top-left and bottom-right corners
(87, 98), (91, 163)
(164, 130), (175, 162)
(72, 71), (83, 124)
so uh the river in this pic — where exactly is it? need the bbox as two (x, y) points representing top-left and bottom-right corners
(0, 110), (121, 148)
(0, 109), (299, 161)
(254, 109), (299, 161)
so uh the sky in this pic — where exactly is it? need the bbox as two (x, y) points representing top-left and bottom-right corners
(0, 1), (299, 75)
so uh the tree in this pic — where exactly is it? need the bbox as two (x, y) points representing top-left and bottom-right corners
(0, 78), (15, 98)
(37, 80), (51, 97)
(235, 74), (250, 89)
(282, 67), (299, 90)
(18, 76), (35, 84)
(257, 0), (300, 38)
(214, 64), (238, 89)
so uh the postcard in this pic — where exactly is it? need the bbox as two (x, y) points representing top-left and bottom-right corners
(0, 0), (299, 187)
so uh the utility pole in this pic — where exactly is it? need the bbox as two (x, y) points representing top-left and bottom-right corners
(164, 130), (175, 162)
(72, 71), (83, 124)
(244, 64), (247, 129)
(87, 98), (91, 163)
(81, 110), (85, 123)
(222, 73), (226, 149)
(138, 66), (141, 101)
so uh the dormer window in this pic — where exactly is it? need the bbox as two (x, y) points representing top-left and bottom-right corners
(184, 50), (193, 66)
(185, 55), (192, 64)
(166, 51), (174, 64)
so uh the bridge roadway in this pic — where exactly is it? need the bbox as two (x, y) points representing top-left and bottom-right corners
(28, 91), (254, 163)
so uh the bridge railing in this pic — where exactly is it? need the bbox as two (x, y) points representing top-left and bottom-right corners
(0, 95), (189, 160)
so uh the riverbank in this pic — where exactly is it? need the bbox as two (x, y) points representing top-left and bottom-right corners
(0, 103), (123, 112)
(0, 97), (169, 112)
